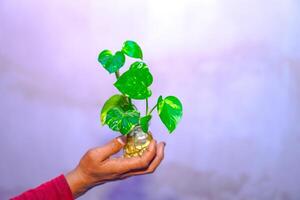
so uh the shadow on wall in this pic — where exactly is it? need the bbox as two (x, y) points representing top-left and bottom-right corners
(105, 163), (292, 200)
(105, 176), (150, 200)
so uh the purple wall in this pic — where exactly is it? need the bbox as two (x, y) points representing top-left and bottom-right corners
(1, 0), (300, 199)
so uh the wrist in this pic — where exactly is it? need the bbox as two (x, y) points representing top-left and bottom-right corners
(65, 168), (92, 198)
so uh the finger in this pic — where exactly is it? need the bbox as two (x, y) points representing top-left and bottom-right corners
(94, 136), (127, 161)
(112, 139), (157, 174)
(122, 142), (165, 177)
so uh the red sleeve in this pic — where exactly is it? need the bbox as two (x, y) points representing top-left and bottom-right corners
(11, 175), (74, 200)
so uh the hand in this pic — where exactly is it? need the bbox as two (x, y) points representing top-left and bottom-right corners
(65, 136), (166, 198)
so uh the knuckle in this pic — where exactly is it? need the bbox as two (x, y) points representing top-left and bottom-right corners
(86, 149), (95, 158)
(111, 170), (122, 177)
(118, 166), (129, 174)
(85, 148), (100, 161)
(139, 159), (149, 168)
(159, 154), (164, 161)
(148, 167), (155, 174)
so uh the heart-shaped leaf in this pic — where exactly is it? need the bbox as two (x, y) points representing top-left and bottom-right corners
(98, 50), (125, 73)
(122, 40), (143, 59)
(140, 115), (152, 133)
(100, 94), (132, 124)
(114, 61), (153, 99)
(105, 107), (140, 135)
(157, 96), (183, 133)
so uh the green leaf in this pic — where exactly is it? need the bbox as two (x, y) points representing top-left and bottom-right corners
(105, 107), (140, 135)
(98, 50), (125, 73)
(140, 115), (152, 133)
(114, 61), (153, 99)
(100, 94), (132, 124)
(157, 96), (183, 133)
(122, 40), (143, 59)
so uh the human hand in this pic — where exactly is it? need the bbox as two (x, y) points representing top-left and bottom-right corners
(65, 136), (165, 198)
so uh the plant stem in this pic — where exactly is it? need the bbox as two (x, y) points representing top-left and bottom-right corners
(115, 70), (120, 79)
(146, 98), (149, 115)
(148, 103), (157, 115)
(128, 97), (133, 106)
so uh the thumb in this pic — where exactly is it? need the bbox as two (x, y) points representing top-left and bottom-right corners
(97, 136), (127, 160)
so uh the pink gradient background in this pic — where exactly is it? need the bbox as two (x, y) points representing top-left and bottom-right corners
(1, 0), (300, 199)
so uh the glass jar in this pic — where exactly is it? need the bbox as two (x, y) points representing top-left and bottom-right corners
(123, 126), (153, 158)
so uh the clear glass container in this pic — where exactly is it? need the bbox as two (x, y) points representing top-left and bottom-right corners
(123, 126), (153, 158)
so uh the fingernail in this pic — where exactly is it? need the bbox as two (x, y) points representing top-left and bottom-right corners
(117, 136), (127, 146)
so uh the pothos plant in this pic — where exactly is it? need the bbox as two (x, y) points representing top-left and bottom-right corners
(98, 40), (183, 155)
